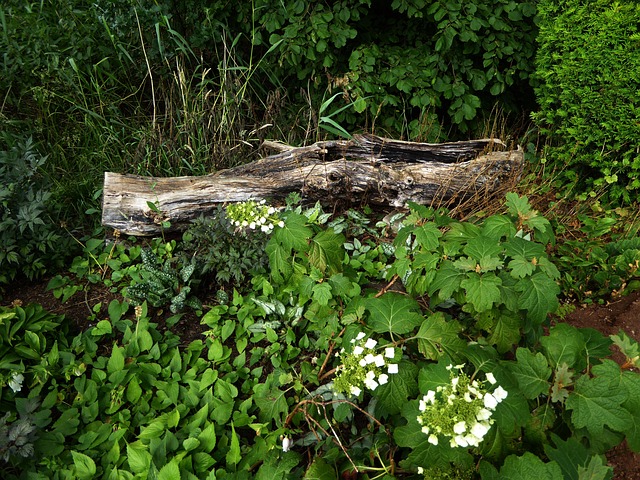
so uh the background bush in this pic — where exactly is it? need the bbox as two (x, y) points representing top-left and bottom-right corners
(533, 0), (640, 202)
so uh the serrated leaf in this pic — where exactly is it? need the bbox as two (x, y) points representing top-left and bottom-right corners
(418, 360), (450, 394)
(274, 213), (312, 252)
(508, 255), (536, 278)
(544, 434), (595, 480)
(463, 235), (502, 261)
(460, 272), (502, 312)
(429, 260), (466, 300)
(266, 241), (293, 282)
(513, 348), (552, 399)
(158, 460), (180, 480)
(226, 423), (242, 466)
(541, 323), (585, 369)
(127, 442), (151, 474)
(312, 282), (333, 306)
(365, 292), (424, 335)
(308, 229), (345, 274)
(493, 385), (531, 437)
(566, 370), (632, 436)
(415, 312), (466, 361)
(254, 382), (288, 425)
(482, 214), (517, 239)
(610, 331), (640, 368)
(373, 360), (419, 417)
(303, 457), (337, 480)
(551, 363), (574, 404)
(577, 456), (613, 480)
(486, 312), (521, 353)
(516, 272), (560, 324)
(497, 452), (563, 479)
(525, 404), (556, 446)
(71, 451), (96, 480)
(413, 222), (442, 250)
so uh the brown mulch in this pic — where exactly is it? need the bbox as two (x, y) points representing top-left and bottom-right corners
(3, 280), (640, 478)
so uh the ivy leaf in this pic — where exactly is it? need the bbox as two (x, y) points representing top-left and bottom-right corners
(541, 323), (585, 369)
(308, 229), (345, 274)
(460, 272), (502, 312)
(415, 312), (466, 361)
(429, 260), (466, 300)
(566, 367), (632, 436)
(365, 292), (424, 335)
(515, 272), (560, 324)
(494, 452), (563, 479)
(512, 348), (552, 399)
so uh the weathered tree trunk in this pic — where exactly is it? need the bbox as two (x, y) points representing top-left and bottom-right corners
(102, 134), (523, 236)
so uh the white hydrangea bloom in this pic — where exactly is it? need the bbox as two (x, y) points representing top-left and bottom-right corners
(353, 346), (364, 356)
(384, 347), (395, 359)
(350, 385), (362, 396)
(8, 372), (24, 393)
(388, 364), (399, 374)
(453, 421), (466, 434)
(484, 393), (498, 410)
(378, 373), (389, 385)
(493, 386), (508, 402)
(364, 338), (377, 349)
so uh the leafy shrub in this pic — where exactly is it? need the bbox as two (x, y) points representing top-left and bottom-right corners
(0, 136), (68, 285)
(533, 0), (640, 201)
(181, 208), (271, 288)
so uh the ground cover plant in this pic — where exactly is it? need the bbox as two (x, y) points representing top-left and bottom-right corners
(2, 198), (640, 479)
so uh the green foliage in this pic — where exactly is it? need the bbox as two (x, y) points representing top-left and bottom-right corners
(0, 136), (70, 285)
(181, 208), (270, 287)
(125, 247), (202, 313)
(533, 0), (640, 202)
(2, 194), (640, 479)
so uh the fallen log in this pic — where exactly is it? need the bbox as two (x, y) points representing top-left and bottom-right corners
(102, 134), (523, 236)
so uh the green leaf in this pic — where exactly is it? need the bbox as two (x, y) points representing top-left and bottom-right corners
(484, 311), (522, 354)
(566, 366), (632, 436)
(158, 460), (181, 480)
(541, 323), (585, 369)
(460, 272), (502, 312)
(482, 215), (517, 239)
(198, 422), (217, 452)
(266, 241), (293, 282)
(418, 360), (450, 394)
(308, 229), (345, 273)
(107, 345), (125, 375)
(373, 360), (419, 416)
(463, 235), (502, 262)
(544, 435), (597, 480)
(577, 456), (613, 480)
(413, 222), (442, 250)
(496, 452), (563, 479)
(429, 260), (466, 300)
(365, 292), (424, 335)
(226, 423), (242, 466)
(127, 442), (152, 474)
(515, 272), (560, 324)
(126, 377), (142, 403)
(275, 213), (313, 253)
(415, 312), (466, 361)
(254, 381), (289, 425)
(303, 457), (337, 479)
(312, 282), (333, 306)
(71, 451), (97, 480)
(512, 348), (552, 399)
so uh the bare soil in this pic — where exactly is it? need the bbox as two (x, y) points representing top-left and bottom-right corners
(3, 280), (640, 478)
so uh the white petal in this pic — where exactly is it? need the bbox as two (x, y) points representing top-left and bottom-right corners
(364, 338), (377, 349)
(493, 386), (508, 402)
(387, 363), (399, 374)
(378, 374), (389, 385)
(385, 347), (395, 358)
(453, 421), (466, 434)
(428, 434), (439, 445)
(484, 393), (498, 410)
(486, 372), (497, 385)
(356, 332), (367, 340)
(353, 346), (364, 356)
(374, 355), (385, 367)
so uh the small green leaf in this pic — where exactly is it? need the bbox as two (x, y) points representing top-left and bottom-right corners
(158, 459), (181, 480)
(429, 261), (466, 300)
(577, 455), (613, 480)
(413, 222), (442, 250)
(312, 282), (333, 306)
(107, 345), (125, 375)
(226, 423), (242, 466)
(496, 452), (563, 479)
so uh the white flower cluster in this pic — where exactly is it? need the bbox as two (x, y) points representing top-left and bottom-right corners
(333, 332), (399, 397)
(225, 199), (284, 235)
(416, 365), (507, 449)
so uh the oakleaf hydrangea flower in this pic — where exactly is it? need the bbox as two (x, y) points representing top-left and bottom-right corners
(416, 365), (506, 448)
(225, 200), (282, 235)
(333, 332), (399, 397)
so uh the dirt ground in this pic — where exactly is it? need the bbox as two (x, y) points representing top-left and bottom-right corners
(3, 280), (640, 479)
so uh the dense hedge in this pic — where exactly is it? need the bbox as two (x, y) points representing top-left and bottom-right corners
(533, 0), (640, 201)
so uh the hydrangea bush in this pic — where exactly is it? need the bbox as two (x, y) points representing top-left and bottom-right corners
(225, 199), (283, 235)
